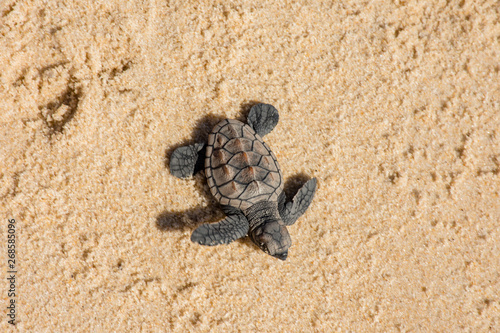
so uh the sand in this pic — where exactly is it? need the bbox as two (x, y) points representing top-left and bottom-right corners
(1, 0), (499, 331)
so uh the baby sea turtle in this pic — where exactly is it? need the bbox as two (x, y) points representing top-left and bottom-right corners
(169, 103), (317, 260)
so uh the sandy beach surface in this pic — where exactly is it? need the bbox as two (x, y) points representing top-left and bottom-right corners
(1, 0), (499, 331)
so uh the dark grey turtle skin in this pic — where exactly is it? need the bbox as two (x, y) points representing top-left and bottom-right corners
(169, 103), (317, 260)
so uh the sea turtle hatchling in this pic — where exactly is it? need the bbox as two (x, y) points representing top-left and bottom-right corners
(169, 103), (317, 260)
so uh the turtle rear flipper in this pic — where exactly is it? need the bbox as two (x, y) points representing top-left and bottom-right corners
(247, 103), (279, 137)
(169, 143), (206, 178)
(280, 178), (317, 226)
(191, 214), (249, 246)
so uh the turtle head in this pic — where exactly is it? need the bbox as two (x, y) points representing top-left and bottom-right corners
(250, 220), (291, 260)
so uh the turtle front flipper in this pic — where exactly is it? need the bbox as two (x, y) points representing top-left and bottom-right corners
(280, 178), (317, 226)
(247, 103), (279, 137)
(169, 143), (206, 178)
(191, 214), (249, 246)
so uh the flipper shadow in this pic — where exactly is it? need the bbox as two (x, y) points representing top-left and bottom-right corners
(156, 203), (223, 231)
(282, 173), (313, 202)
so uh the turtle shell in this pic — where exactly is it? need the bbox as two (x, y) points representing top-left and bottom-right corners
(205, 119), (283, 211)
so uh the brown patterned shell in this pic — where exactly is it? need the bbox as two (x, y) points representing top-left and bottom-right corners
(205, 119), (283, 211)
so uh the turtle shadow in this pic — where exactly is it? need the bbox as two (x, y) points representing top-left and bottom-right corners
(155, 169), (224, 232)
(158, 104), (262, 233)
(235, 100), (261, 123)
(157, 103), (315, 252)
(163, 113), (227, 169)
(156, 172), (315, 235)
(158, 113), (226, 232)
(162, 100), (263, 169)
